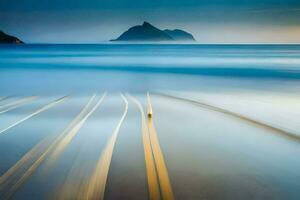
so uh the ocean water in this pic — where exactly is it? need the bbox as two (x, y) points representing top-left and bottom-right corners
(0, 44), (300, 94)
(0, 44), (300, 199)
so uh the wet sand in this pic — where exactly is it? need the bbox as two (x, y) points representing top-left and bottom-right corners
(0, 92), (299, 199)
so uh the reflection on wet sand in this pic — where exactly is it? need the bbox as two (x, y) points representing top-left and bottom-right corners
(128, 94), (160, 200)
(83, 94), (128, 200)
(0, 92), (299, 199)
(0, 134), (53, 199)
(127, 93), (174, 200)
(147, 93), (175, 200)
(44, 93), (106, 170)
(57, 94), (128, 200)
(156, 92), (300, 143)
(0, 94), (104, 200)
(0, 96), (38, 115)
(0, 96), (69, 135)
(1, 44), (300, 199)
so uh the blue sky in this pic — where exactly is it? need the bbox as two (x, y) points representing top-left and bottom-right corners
(0, 0), (300, 43)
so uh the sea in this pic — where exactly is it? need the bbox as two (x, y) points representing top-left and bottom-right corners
(0, 44), (299, 199)
(0, 44), (300, 94)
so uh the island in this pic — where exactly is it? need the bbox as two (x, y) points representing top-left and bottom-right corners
(111, 22), (196, 42)
(0, 30), (24, 44)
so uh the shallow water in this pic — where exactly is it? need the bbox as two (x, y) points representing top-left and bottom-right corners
(0, 44), (299, 199)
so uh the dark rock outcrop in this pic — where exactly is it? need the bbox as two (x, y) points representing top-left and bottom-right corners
(0, 30), (23, 44)
(112, 22), (196, 42)
(163, 29), (195, 41)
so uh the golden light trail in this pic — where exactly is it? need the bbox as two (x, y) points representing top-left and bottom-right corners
(0, 96), (36, 110)
(0, 94), (105, 200)
(81, 94), (128, 200)
(0, 96), (69, 135)
(0, 135), (52, 186)
(156, 92), (300, 142)
(0, 96), (38, 115)
(40, 94), (98, 173)
(127, 94), (161, 200)
(0, 94), (93, 190)
(45, 93), (106, 167)
(0, 135), (56, 200)
(147, 93), (175, 200)
(43, 94), (101, 199)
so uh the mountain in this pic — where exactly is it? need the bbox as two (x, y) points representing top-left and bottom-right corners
(111, 22), (173, 41)
(163, 29), (195, 41)
(0, 30), (23, 44)
(111, 22), (196, 42)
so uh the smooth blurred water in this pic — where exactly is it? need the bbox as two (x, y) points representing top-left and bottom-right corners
(0, 44), (300, 95)
(0, 44), (300, 199)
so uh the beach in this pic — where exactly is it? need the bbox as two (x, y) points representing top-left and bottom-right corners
(0, 44), (300, 199)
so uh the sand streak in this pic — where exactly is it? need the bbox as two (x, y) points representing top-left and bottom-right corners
(0, 96), (38, 115)
(45, 93), (106, 168)
(156, 92), (300, 142)
(127, 94), (161, 200)
(0, 96), (68, 135)
(0, 94), (104, 199)
(147, 93), (175, 200)
(79, 94), (128, 200)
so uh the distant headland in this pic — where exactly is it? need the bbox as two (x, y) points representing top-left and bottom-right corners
(111, 21), (196, 42)
(0, 30), (23, 44)
(1, 22), (196, 44)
